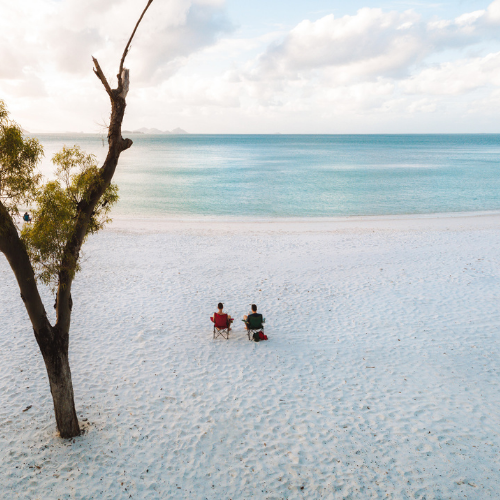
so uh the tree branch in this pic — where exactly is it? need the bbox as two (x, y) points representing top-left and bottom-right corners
(92, 57), (113, 97)
(0, 200), (53, 342)
(56, 0), (155, 331)
(118, 0), (154, 88)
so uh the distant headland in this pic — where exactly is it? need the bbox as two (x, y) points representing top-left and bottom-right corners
(122, 127), (188, 135)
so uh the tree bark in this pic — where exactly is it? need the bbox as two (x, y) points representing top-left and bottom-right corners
(0, 0), (154, 440)
(0, 201), (80, 437)
(39, 325), (80, 439)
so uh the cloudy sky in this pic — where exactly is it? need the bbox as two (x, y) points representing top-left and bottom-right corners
(1, 0), (499, 133)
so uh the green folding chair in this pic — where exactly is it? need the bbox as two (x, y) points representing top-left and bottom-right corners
(243, 314), (265, 341)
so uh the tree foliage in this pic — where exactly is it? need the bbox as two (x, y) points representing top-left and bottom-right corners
(0, 100), (43, 219)
(0, 0), (154, 439)
(21, 146), (118, 288)
(0, 100), (118, 289)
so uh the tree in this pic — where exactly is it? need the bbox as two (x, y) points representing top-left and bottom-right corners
(0, 0), (154, 438)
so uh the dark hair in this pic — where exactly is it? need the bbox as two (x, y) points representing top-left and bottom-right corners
(218, 302), (223, 310)
(251, 304), (257, 312)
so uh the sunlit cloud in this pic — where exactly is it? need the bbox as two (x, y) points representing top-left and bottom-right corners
(1, 0), (499, 132)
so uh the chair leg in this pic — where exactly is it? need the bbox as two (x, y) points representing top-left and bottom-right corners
(247, 327), (264, 341)
(213, 327), (230, 340)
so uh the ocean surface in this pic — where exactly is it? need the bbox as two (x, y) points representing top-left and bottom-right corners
(36, 134), (500, 218)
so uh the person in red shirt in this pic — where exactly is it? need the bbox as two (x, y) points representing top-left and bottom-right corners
(212, 302), (233, 331)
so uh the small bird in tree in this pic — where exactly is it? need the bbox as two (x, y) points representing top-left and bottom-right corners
(0, 0), (155, 439)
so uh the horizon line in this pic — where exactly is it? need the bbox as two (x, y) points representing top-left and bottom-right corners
(26, 132), (500, 136)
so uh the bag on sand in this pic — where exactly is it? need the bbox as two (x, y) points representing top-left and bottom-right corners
(253, 331), (268, 342)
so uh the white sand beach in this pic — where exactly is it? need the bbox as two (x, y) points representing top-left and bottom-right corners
(1, 213), (500, 499)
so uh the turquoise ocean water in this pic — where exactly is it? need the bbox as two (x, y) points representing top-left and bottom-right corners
(37, 134), (500, 218)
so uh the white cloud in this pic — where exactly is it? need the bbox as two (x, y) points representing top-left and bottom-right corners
(1, 0), (500, 133)
(486, 0), (500, 23)
(257, 9), (423, 78)
(179, 0), (499, 131)
(249, 4), (500, 85)
(0, 0), (232, 85)
(401, 51), (500, 95)
(0, 0), (233, 132)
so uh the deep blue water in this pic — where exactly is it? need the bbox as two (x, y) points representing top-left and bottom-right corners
(37, 134), (500, 218)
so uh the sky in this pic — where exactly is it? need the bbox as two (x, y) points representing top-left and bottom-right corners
(0, 0), (499, 133)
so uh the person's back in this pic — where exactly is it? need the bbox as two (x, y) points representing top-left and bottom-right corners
(247, 312), (262, 325)
(244, 304), (263, 329)
(212, 302), (233, 330)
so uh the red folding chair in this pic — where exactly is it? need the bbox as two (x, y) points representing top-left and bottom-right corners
(211, 313), (232, 340)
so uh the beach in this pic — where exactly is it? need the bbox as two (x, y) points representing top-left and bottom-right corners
(1, 213), (500, 499)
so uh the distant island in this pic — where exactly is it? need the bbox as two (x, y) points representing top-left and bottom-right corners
(122, 127), (188, 135)
(24, 128), (189, 135)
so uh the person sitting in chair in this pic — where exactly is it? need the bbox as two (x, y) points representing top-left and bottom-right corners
(212, 302), (233, 331)
(243, 304), (263, 330)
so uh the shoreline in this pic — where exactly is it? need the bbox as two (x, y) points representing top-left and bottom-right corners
(108, 210), (500, 234)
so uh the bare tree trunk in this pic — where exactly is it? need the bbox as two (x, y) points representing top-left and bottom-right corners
(38, 326), (80, 438)
(0, 202), (80, 437)
(0, 0), (154, 439)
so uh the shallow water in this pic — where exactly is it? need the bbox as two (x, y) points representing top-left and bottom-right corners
(36, 134), (500, 217)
